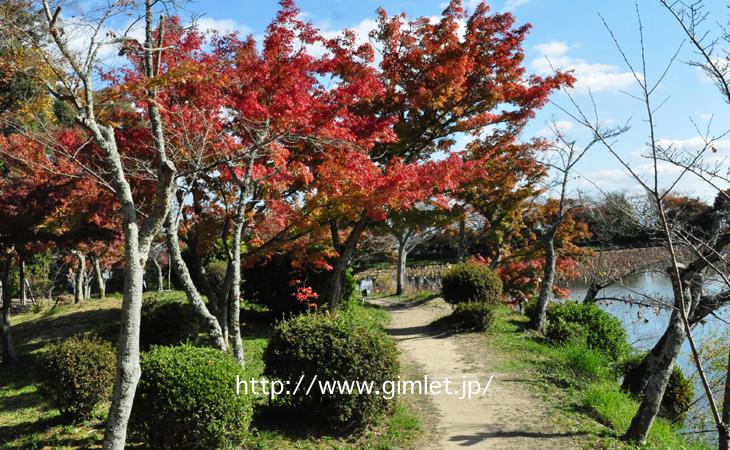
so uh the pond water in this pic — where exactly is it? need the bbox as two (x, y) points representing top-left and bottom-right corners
(565, 272), (729, 372)
(565, 272), (729, 432)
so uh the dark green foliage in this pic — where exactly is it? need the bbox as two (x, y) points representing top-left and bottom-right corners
(620, 353), (694, 424)
(140, 292), (202, 349)
(205, 259), (228, 288)
(545, 302), (629, 362)
(263, 313), (399, 430)
(434, 302), (496, 332)
(441, 263), (503, 305)
(131, 345), (253, 449)
(242, 255), (358, 314)
(36, 335), (116, 421)
(545, 317), (587, 345)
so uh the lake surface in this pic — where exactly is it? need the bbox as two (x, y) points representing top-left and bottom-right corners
(566, 272), (729, 431)
(566, 272), (728, 368)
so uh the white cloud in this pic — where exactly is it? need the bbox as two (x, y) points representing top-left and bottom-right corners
(308, 18), (379, 59)
(699, 113), (714, 120)
(194, 17), (252, 36)
(531, 41), (638, 93)
(503, 0), (530, 11)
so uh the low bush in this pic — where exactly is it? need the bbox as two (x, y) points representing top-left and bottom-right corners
(131, 345), (253, 449)
(546, 302), (629, 362)
(36, 335), (116, 421)
(620, 353), (694, 424)
(263, 312), (399, 430)
(441, 263), (503, 305)
(433, 302), (496, 332)
(140, 292), (202, 349)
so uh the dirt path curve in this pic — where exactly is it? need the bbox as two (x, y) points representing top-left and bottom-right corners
(369, 297), (580, 450)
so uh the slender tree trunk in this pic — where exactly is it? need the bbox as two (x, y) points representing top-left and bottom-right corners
(396, 241), (408, 296)
(624, 310), (685, 443)
(18, 257), (26, 307)
(0, 259), (17, 365)
(152, 259), (163, 292)
(229, 219), (245, 365)
(326, 217), (368, 311)
(91, 256), (106, 299)
(457, 218), (466, 263)
(84, 273), (92, 299)
(103, 219), (145, 450)
(531, 237), (556, 333)
(72, 251), (86, 304)
(720, 345), (730, 450)
(164, 211), (228, 352)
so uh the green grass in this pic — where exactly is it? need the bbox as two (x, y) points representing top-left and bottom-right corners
(485, 305), (710, 450)
(0, 292), (423, 450)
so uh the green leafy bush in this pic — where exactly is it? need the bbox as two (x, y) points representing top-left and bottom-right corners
(441, 263), (503, 305)
(131, 345), (253, 449)
(434, 302), (496, 332)
(620, 353), (694, 424)
(263, 313), (399, 429)
(546, 302), (628, 362)
(140, 292), (202, 349)
(36, 335), (116, 421)
(545, 316), (586, 344)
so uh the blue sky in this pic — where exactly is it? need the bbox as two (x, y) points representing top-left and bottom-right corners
(170, 0), (730, 199)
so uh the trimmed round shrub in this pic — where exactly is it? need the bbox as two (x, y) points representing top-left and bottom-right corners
(36, 335), (116, 421)
(441, 263), (503, 305)
(546, 302), (629, 362)
(435, 302), (496, 332)
(621, 353), (694, 424)
(263, 313), (399, 429)
(140, 292), (202, 349)
(131, 345), (253, 449)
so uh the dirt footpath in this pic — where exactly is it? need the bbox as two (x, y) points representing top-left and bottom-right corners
(370, 297), (581, 450)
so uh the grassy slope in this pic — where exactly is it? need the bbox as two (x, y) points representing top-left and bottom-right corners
(0, 293), (422, 450)
(485, 305), (710, 450)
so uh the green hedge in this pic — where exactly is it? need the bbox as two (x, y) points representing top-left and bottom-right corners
(545, 302), (629, 362)
(441, 263), (503, 305)
(140, 293), (202, 349)
(263, 313), (399, 429)
(131, 345), (253, 449)
(36, 335), (116, 421)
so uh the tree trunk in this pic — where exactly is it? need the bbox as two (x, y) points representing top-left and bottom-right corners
(325, 217), (368, 311)
(396, 242), (408, 296)
(18, 257), (26, 307)
(72, 251), (86, 304)
(0, 259), (17, 365)
(624, 311), (685, 443)
(91, 256), (106, 299)
(457, 218), (466, 263)
(719, 345), (730, 450)
(229, 218), (245, 365)
(84, 273), (92, 300)
(104, 221), (145, 450)
(583, 281), (600, 304)
(531, 237), (556, 333)
(164, 212), (228, 352)
(152, 259), (163, 292)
